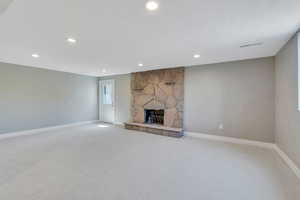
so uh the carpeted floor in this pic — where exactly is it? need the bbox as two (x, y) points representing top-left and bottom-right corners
(0, 123), (299, 200)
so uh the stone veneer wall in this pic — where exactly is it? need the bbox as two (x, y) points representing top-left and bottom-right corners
(131, 67), (184, 128)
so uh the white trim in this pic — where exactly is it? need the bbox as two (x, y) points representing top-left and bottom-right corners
(185, 132), (275, 149)
(185, 131), (300, 179)
(99, 79), (116, 123)
(0, 120), (99, 140)
(99, 80), (103, 121)
(112, 79), (116, 123)
(273, 145), (300, 179)
(297, 32), (300, 111)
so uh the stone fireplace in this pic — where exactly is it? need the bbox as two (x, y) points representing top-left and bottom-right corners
(125, 67), (184, 138)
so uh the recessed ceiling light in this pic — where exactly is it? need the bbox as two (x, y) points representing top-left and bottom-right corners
(32, 54), (40, 58)
(146, 1), (159, 11)
(193, 54), (200, 58)
(138, 63), (144, 67)
(67, 37), (77, 44)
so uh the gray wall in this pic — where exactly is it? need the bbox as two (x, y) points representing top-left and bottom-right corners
(0, 62), (98, 134)
(275, 33), (300, 167)
(99, 74), (131, 124)
(185, 58), (275, 142)
(103, 58), (275, 142)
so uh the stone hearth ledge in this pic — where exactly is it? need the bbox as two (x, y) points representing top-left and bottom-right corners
(125, 122), (184, 138)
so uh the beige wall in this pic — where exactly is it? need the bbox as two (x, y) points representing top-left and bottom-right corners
(185, 57), (275, 142)
(0, 62), (98, 134)
(105, 58), (275, 142)
(275, 33), (300, 167)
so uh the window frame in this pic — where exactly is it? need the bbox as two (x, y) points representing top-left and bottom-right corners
(298, 32), (300, 111)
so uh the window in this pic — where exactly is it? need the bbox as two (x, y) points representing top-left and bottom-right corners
(102, 83), (112, 105)
(298, 32), (300, 111)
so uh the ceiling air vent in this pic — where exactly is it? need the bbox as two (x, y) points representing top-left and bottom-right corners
(240, 42), (263, 48)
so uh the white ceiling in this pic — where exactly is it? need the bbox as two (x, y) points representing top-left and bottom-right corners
(0, 0), (299, 77)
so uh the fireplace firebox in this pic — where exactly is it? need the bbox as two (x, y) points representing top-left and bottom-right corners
(144, 109), (164, 125)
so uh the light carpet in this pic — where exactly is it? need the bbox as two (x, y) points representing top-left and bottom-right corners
(0, 123), (299, 200)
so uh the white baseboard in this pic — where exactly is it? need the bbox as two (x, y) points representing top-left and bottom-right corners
(0, 120), (100, 140)
(185, 132), (275, 149)
(185, 131), (300, 179)
(273, 145), (300, 179)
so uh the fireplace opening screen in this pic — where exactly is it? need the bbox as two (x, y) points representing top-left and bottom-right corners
(144, 109), (164, 125)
